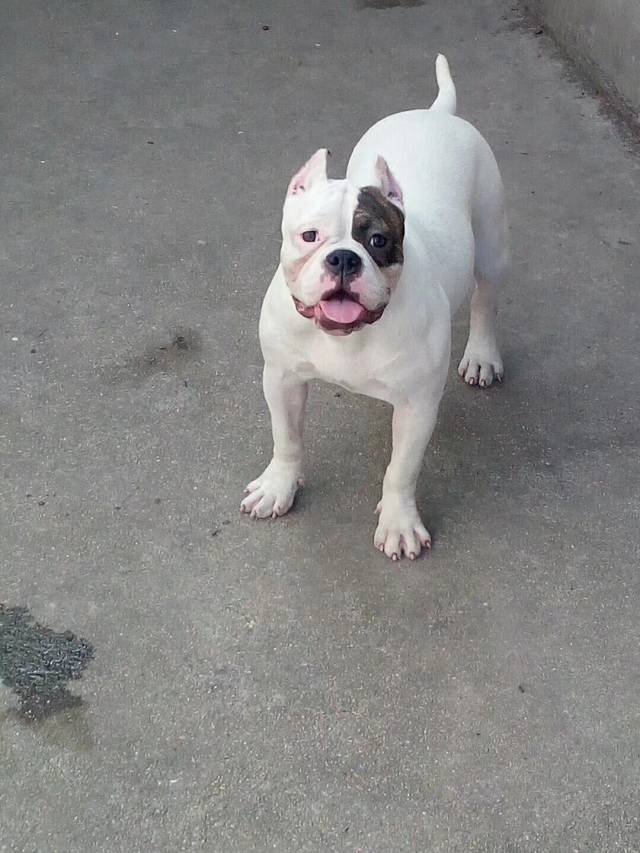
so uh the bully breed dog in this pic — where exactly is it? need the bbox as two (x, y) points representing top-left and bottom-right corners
(241, 56), (509, 560)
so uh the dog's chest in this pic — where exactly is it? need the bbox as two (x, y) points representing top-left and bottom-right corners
(291, 334), (406, 403)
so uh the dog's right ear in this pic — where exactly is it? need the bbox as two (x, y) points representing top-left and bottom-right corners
(287, 148), (329, 196)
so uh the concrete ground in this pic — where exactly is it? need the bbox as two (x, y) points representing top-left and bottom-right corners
(1, 1), (639, 850)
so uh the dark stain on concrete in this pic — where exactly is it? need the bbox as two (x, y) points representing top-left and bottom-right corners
(1, 704), (94, 751)
(0, 605), (94, 720)
(101, 328), (202, 386)
(354, 0), (424, 8)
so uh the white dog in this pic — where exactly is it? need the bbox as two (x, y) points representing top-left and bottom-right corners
(241, 55), (509, 560)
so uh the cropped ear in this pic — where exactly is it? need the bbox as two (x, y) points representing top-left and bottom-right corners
(374, 155), (403, 211)
(287, 148), (329, 196)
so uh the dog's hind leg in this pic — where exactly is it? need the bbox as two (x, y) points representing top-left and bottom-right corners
(458, 140), (509, 388)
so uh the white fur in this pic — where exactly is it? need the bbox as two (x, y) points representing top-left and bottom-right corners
(241, 56), (509, 560)
(432, 53), (457, 114)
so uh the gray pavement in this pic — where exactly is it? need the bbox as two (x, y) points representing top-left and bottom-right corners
(1, 1), (640, 851)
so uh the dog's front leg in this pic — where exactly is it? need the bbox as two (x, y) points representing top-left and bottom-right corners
(374, 395), (441, 560)
(241, 364), (308, 519)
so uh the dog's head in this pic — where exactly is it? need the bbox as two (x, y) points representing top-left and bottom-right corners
(280, 149), (405, 336)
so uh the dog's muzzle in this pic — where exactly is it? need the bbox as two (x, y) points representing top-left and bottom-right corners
(293, 289), (385, 335)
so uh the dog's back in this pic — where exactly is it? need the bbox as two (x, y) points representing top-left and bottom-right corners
(346, 56), (508, 315)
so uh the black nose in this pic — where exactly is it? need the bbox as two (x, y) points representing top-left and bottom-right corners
(324, 249), (362, 277)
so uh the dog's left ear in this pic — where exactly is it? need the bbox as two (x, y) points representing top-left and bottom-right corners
(374, 155), (404, 211)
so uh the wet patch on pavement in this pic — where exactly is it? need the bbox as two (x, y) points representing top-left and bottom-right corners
(0, 605), (94, 720)
(100, 328), (202, 386)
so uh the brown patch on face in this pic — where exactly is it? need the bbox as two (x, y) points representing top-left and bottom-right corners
(351, 187), (404, 269)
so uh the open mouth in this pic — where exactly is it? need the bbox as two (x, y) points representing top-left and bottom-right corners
(293, 292), (384, 334)
(318, 292), (366, 325)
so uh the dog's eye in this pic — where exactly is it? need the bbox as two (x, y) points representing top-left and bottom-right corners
(370, 233), (387, 249)
(301, 230), (318, 243)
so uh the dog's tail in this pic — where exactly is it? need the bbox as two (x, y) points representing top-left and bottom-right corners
(430, 54), (456, 115)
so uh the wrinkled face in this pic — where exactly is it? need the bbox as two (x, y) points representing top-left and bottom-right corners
(280, 149), (405, 336)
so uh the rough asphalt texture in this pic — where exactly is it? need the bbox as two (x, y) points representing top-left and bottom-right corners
(1, 1), (639, 851)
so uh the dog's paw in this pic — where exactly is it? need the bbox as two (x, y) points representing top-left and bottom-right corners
(240, 460), (303, 519)
(458, 344), (503, 388)
(374, 497), (431, 561)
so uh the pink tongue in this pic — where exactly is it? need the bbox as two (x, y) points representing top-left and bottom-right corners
(318, 297), (365, 325)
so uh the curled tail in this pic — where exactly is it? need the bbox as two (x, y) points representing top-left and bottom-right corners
(430, 54), (457, 115)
